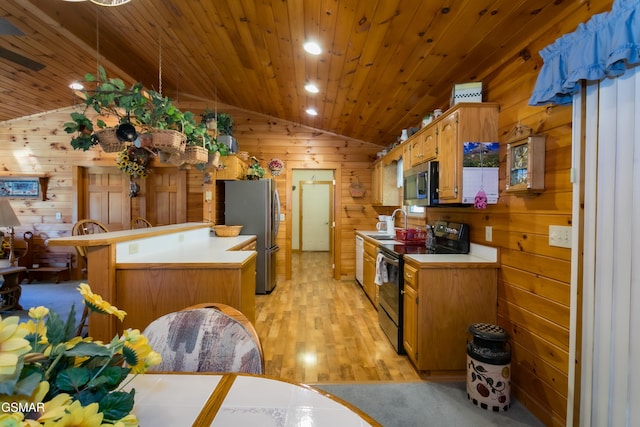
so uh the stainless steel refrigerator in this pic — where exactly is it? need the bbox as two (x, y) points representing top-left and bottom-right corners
(224, 179), (280, 294)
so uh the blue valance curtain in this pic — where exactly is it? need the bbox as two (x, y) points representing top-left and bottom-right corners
(529, 0), (640, 106)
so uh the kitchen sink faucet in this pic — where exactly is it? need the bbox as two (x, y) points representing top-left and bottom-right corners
(391, 208), (407, 230)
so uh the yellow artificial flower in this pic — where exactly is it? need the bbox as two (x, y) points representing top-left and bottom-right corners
(19, 320), (48, 346)
(0, 316), (31, 377)
(77, 284), (126, 321)
(107, 414), (139, 427)
(28, 307), (49, 321)
(42, 401), (103, 427)
(121, 329), (161, 374)
(36, 393), (72, 423)
(0, 412), (26, 427)
(0, 380), (49, 408)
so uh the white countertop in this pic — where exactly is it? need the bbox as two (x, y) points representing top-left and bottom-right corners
(356, 230), (499, 265)
(405, 243), (498, 264)
(116, 227), (256, 264)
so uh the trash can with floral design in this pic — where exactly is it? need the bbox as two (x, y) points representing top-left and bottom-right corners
(466, 322), (511, 412)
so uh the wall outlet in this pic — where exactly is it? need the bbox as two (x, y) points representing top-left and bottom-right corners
(55, 212), (61, 220)
(128, 243), (139, 254)
(549, 225), (572, 248)
(485, 226), (492, 242)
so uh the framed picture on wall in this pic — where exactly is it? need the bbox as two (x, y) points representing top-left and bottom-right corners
(0, 178), (40, 198)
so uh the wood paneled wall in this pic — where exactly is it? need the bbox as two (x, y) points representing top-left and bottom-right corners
(418, 24), (579, 427)
(0, 4), (610, 423)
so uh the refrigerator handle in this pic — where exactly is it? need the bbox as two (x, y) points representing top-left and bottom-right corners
(273, 187), (281, 237)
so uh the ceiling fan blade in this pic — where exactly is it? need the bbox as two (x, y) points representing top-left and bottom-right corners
(0, 47), (45, 71)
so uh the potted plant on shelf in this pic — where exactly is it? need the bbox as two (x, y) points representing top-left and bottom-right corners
(216, 112), (238, 154)
(246, 156), (265, 180)
(201, 108), (218, 132)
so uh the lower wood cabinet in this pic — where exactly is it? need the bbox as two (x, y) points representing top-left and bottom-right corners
(402, 262), (419, 361)
(362, 240), (378, 307)
(402, 258), (497, 376)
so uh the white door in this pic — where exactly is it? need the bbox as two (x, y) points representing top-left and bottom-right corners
(301, 181), (331, 251)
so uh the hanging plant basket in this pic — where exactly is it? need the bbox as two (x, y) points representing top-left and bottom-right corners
(158, 150), (183, 165)
(150, 129), (186, 154)
(95, 128), (126, 153)
(182, 145), (208, 165)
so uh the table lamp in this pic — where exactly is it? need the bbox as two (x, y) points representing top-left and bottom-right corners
(0, 199), (21, 266)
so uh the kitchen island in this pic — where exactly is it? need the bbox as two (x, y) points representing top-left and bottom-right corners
(47, 223), (257, 342)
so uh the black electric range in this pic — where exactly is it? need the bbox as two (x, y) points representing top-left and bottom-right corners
(375, 221), (470, 355)
(378, 221), (470, 256)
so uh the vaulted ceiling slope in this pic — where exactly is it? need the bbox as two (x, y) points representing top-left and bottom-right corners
(0, 1), (609, 146)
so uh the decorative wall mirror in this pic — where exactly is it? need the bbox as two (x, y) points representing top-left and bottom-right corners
(505, 131), (546, 194)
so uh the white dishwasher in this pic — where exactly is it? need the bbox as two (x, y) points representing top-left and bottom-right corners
(355, 235), (364, 286)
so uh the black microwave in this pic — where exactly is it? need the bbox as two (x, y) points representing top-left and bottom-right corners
(403, 162), (439, 206)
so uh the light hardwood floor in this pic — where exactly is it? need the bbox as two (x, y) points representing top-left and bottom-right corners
(255, 251), (421, 384)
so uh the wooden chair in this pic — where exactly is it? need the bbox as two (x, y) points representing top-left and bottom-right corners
(142, 303), (264, 374)
(130, 217), (153, 229)
(71, 219), (108, 337)
(71, 219), (109, 272)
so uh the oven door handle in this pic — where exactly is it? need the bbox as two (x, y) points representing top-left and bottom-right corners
(378, 252), (400, 267)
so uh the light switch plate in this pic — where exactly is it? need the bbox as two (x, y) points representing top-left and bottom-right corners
(485, 226), (492, 242)
(549, 225), (571, 248)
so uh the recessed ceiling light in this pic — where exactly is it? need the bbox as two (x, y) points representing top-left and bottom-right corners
(303, 41), (322, 55)
(90, 0), (132, 5)
(304, 83), (319, 94)
(69, 82), (84, 90)
(306, 108), (318, 116)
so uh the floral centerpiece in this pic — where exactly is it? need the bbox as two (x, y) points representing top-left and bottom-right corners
(0, 284), (161, 426)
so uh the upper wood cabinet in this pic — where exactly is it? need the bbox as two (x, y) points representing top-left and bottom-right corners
(372, 160), (401, 206)
(214, 155), (248, 180)
(409, 126), (437, 168)
(436, 103), (499, 204)
(372, 145), (402, 206)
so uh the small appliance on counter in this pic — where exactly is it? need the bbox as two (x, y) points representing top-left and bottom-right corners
(432, 220), (470, 254)
(376, 215), (394, 233)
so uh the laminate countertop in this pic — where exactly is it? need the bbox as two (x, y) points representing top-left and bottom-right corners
(356, 230), (499, 267)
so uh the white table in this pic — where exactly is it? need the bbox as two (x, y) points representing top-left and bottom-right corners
(123, 373), (380, 426)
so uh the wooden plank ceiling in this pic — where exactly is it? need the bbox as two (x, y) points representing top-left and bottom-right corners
(0, 0), (606, 146)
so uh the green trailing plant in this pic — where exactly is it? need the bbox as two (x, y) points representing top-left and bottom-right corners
(64, 66), (146, 151)
(134, 89), (183, 130)
(216, 112), (233, 136)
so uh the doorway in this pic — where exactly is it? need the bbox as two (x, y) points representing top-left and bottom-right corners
(300, 180), (333, 251)
(290, 169), (337, 277)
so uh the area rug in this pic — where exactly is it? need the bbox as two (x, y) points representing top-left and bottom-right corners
(314, 381), (545, 427)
